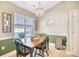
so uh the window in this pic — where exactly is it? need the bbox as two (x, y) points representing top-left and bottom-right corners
(14, 28), (24, 38)
(14, 13), (35, 40)
(14, 13), (25, 25)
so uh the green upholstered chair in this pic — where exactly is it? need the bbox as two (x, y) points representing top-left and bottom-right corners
(15, 39), (30, 57)
(31, 33), (40, 40)
(34, 33), (49, 57)
(40, 33), (49, 50)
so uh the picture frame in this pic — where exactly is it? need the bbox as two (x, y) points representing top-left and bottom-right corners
(2, 12), (11, 32)
(47, 17), (55, 27)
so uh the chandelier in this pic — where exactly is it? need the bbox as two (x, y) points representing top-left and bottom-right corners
(33, 2), (44, 17)
(35, 8), (44, 17)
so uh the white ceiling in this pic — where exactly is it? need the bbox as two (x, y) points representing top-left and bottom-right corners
(10, 1), (60, 14)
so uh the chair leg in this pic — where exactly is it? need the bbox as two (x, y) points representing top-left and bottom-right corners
(17, 53), (18, 57)
(47, 45), (49, 50)
(23, 55), (26, 57)
(42, 50), (44, 57)
(17, 52), (20, 57)
(20, 54), (22, 57)
(39, 50), (41, 54)
(46, 49), (49, 56)
(34, 49), (37, 57)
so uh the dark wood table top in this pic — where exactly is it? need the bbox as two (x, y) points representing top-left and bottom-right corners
(23, 36), (44, 48)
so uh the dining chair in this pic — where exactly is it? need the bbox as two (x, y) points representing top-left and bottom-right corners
(34, 33), (49, 57)
(31, 33), (40, 40)
(15, 39), (31, 57)
(40, 33), (49, 50)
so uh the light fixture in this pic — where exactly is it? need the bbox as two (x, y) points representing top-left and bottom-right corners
(33, 2), (44, 17)
(35, 8), (44, 17)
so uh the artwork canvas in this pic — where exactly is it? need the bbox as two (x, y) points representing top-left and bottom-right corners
(2, 12), (11, 32)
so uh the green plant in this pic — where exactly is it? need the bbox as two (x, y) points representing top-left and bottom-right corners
(62, 37), (67, 46)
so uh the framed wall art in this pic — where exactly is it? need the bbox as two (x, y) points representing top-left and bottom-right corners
(47, 17), (55, 27)
(2, 12), (11, 32)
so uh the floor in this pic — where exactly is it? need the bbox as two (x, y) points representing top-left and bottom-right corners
(2, 43), (73, 57)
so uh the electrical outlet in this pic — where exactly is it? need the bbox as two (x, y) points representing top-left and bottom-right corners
(2, 46), (5, 50)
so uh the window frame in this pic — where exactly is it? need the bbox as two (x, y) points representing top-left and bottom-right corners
(13, 13), (35, 39)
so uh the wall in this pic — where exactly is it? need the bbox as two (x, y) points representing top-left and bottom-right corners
(39, 2), (67, 36)
(0, 2), (35, 40)
(0, 38), (15, 56)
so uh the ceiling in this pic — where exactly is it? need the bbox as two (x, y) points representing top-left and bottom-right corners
(10, 1), (60, 14)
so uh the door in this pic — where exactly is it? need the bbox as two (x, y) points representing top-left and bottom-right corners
(71, 10), (79, 56)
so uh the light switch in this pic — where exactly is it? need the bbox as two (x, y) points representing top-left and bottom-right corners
(2, 46), (5, 50)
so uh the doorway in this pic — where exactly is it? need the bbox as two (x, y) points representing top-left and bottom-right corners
(69, 9), (79, 56)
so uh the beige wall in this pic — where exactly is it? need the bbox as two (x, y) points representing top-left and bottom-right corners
(0, 2), (35, 40)
(39, 2), (67, 36)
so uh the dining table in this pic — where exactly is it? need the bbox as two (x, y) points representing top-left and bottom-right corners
(22, 36), (45, 57)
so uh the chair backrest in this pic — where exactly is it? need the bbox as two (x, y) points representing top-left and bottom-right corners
(15, 39), (24, 53)
(18, 32), (25, 39)
(40, 33), (49, 43)
(31, 33), (40, 40)
(40, 33), (47, 38)
(37, 39), (48, 50)
(40, 33), (49, 49)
